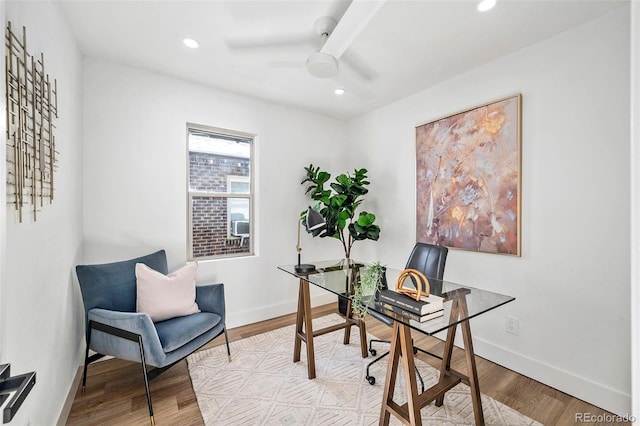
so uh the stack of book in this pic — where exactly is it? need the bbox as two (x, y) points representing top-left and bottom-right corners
(378, 289), (444, 322)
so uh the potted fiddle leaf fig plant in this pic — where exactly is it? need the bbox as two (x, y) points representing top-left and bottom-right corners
(300, 164), (381, 260)
(301, 164), (382, 316)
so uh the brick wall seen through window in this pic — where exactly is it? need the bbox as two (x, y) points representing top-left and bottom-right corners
(188, 127), (253, 259)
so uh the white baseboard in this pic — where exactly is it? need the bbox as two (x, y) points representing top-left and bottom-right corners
(473, 336), (632, 417)
(226, 292), (338, 329)
(57, 366), (82, 426)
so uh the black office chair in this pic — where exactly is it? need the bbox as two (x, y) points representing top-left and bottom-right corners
(365, 243), (448, 387)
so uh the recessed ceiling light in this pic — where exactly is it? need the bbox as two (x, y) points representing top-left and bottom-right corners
(183, 38), (200, 49)
(477, 0), (496, 12)
(334, 88), (345, 95)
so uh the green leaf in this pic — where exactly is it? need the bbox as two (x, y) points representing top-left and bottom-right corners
(357, 212), (376, 227)
(338, 216), (347, 230)
(367, 226), (380, 240)
(330, 194), (347, 207)
(339, 174), (354, 186)
(330, 183), (345, 194)
(317, 171), (331, 185)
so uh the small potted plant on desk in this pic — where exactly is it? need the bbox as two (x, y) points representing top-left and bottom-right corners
(352, 262), (387, 318)
(300, 164), (381, 314)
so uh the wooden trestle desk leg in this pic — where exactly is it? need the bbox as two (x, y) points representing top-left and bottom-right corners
(380, 321), (422, 426)
(436, 296), (485, 426)
(293, 278), (369, 380)
(343, 299), (369, 358)
(380, 295), (485, 426)
(293, 278), (316, 379)
(459, 299), (484, 425)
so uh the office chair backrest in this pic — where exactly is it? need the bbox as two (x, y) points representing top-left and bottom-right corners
(405, 243), (448, 294)
(370, 243), (448, 326)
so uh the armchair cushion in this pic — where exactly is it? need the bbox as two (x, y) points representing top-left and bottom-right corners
(135, 262), (200, 322)
(155, 312), (221, 353)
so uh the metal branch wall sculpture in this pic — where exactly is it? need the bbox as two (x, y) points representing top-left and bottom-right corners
(5, 22), (58, 222)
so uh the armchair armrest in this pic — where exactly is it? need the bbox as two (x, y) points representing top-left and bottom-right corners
(195, 283), (225, 321)
(87, 308), (165, 366)
(89, 308), (154, 333)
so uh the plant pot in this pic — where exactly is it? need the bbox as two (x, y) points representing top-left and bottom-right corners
(338, 259), (361, 316)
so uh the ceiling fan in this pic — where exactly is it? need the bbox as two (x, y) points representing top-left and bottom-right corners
(227, 0), (386, 99)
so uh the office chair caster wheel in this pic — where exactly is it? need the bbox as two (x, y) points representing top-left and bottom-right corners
(367, 375), (376, 385)
(369, 349), (377, 356)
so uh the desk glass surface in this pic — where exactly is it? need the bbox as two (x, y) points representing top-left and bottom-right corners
(278, 260), (515, 335)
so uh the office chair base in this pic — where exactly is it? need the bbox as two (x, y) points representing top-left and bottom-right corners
(365, 342), (425, 393)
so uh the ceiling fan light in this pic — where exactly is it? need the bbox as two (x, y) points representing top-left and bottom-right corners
(183, 38), (200, 49)
(307, 52), (338, 78)
(334, 88), (345, 95)
(477, 0), (496, 12)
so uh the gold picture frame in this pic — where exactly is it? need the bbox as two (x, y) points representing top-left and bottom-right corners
(416, 94), (522, 256)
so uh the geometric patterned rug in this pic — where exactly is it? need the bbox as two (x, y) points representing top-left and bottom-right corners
(187, 314), (542, 425)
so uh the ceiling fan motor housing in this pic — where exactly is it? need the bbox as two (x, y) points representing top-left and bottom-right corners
(307, 51), (338, 78)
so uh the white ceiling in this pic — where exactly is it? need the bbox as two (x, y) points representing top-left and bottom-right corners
(59, 0), (625, 120)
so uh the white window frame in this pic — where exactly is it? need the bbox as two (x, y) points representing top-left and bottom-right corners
(226, 175), (250, 238)
(187, 124), (255, 260)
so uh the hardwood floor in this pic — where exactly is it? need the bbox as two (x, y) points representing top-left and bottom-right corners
(67, 304), (626, 425)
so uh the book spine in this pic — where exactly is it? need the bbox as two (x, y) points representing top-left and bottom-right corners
(383, 304), (422, 322)
(378, 290), (424, 314)
(382, 303), (443, 323)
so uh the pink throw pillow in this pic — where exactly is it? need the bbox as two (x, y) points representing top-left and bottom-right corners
(136, 262), (200, 322)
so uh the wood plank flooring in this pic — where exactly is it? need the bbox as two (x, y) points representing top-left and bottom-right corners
(66, 304), (626, 425)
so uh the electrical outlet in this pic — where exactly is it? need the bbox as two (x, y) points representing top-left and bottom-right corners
(506, 316), (519, 335)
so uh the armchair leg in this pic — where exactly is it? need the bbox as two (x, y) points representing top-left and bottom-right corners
(223, 327), (232, 362)
(136, 336), (154, 426)
(81, 326), (93, 394)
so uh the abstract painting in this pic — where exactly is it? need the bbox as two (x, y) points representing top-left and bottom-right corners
(416, 95), (521, 256)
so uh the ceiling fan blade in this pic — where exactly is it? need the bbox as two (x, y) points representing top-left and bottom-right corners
(341, 50), (378, 81)
(225, 33), (314, 50)
(232, 59), (306, 68)
(320, 0), (386, 60)
(268, 60), (307, 68)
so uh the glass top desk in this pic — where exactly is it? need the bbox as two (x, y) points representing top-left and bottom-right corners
(278, 260), (515, 426)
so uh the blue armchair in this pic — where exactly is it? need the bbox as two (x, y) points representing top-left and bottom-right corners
(76, 250), (230, 425)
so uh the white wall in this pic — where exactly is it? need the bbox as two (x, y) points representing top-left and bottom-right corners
(82, 59), (348, 328)
(1, 1), (84, 424)
(347, 6), (631, 415)
(0, 1), (6, 362)
(631, 0), (640, 418)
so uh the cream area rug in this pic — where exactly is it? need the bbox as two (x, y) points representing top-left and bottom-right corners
(187, 314), (541, 425)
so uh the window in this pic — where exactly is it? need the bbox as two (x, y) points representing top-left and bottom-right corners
(187, 125), (254, 259)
